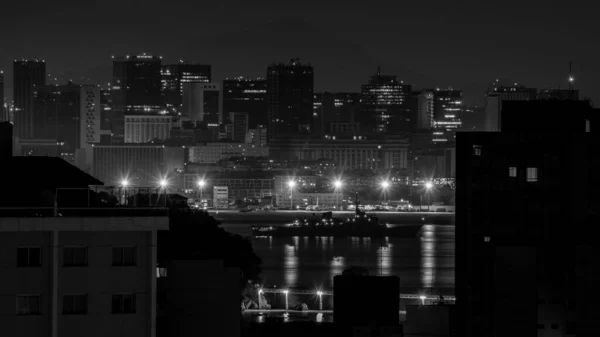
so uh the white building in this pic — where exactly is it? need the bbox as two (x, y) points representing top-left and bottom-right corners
(213, 186), (229, 209)
(124, 115), (173, 143)
(188, 143), (269, 164)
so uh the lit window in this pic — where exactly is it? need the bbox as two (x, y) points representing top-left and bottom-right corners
(509, 167), (517, 177)
(16, 295), (41, 315)
(63, 294), (88, 315)
(526, 167), (538, 182)
(484, 236), (491, 242)
(111, 294), (136, 314)
(473, 145), (482, 156)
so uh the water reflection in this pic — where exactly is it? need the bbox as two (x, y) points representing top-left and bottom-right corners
(284, 242), (298, 286)
(377, 237), (393, 276)
(420, 225), (437, 288)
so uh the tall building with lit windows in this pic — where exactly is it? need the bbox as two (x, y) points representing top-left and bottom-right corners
(359, 68), (412, 133)
(222, 77), (267, 127)
(431, 88), (463, 143)
(13, 59), (46, 139)
(161, 62), (211, 109)
(266, 58), (314, 140)
(111, 54), (162, 143)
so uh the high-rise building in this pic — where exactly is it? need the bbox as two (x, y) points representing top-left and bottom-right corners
(266, 58), (314, 140)
(13, 59), (46, 139)
(161, 62), (211, 109)
(222, 77), (267, 128)
(111, 54), (162, 142)
(483, 82), (537, 132)
(416, 90), (435, 130)
(431, 88), (463, 143)
(231, 112), (248, 142)
(456, 100), (599, 337)
(313, 92), (360, 135)
(245, 125), (268, 147)
(359, 68), (412, 133)
(181, 83), (220, 124)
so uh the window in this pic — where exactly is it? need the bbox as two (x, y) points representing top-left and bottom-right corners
(17, 247), (41, 267)
(111, 294), (136, 314)
(484, 236), (491, 242)
(63, 294), (87, 314)
(63, 247), (88, 267)
(537, 324), (545, 330)
(526, 167), (538, 182)
(551, 324), (559, 330)
(112, 247), (136, 266)
(473, 145), (482, 156)
(16, 295), (41, 315)
(509, 167), (517, 177)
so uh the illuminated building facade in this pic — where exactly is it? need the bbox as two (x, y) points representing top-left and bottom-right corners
(111, 54), (162, 143)
(161, 62), (211, 109)
(124, 115), (173, 143)
(222, 77), (267, 127)
(266, 58), (314, 140)
(181, 83), (219, 124)
(359, 68), (412, 133)
(13, 59), (46, 139)
(431, 89), (463, 143)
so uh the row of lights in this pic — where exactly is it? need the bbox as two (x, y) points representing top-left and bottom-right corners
(287, 179), (433, 190)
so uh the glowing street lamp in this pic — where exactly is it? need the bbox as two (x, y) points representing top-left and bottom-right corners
(381, 180), (390, 205)
(317, 291), (324, 310)
(283, 289), (289, 310)
(425, 182), (433, 190)
(197, 179), (206, 204)
(419, 295), (427, 305)
(288, 181), (296, 210)
(121, 179), (129, 188)
(333, 180), (343, 210)
(424, 182), (433, 211)
(120, 179), (129, 205)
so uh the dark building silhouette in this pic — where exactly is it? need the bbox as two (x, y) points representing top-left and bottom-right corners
(359, 68), (412, 133)
(161, 62), (211, 109)
(0, 121), (12, 158)
(231, 112), (249, 142)
(13, 59), (46, 139)
(111, 54), (162, 143)
(0, 70), (4, 122)
(456, 100), (599, 337)
(538, 88), (580, 101)
(32, 82), (80, 150)
(313, 92), (359, 135)
(483, 82), (537, 132)
(222, 77), (267, 128)
(266, 59), (314, 140)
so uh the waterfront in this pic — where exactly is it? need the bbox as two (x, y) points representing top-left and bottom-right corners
(249, 224), (455, 312)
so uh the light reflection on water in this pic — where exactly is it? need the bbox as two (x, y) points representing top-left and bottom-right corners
(254, 225), (454, 293)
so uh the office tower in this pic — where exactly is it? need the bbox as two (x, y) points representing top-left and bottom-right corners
(124, 115), (173, 143)
(231, 112), (248, 142)
(538, 88), (580, 100)
(483, 82), (537, 132)
(456, 100), (599, 337)
(245, 125), (268, 146)
(359, 68), (412, 133)
(417, 90), (435, 130)
(314, 92), (360, 135)
(182, 83), (220, 124)
(431, 88), (463, 143)
(13, 59), (46, 139)
(161, 62), (211, 108)
(111, 54), (162, 142)
(266, 58), (314, 140)
(222, 77), (267, 128)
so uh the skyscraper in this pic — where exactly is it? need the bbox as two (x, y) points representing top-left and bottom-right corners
(13, 59), (46, 139)
(182, 83), (220, 124)
(483, 82), (537, 132)
(161, 62), (211, 109)
(0, 70), (4, 122)
(313, 92), (360, 135)
(266, 58), (314, 140)
(222, 77), (267, 128)
(359, 68), (412, 133)
(431, 88), (463, 143)
(231, 112), (249, 142)
(111, 54), (162, 143)
(416, 90), (435, 130)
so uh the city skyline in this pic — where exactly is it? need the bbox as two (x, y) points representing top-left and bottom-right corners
(0, 0), (597, 106)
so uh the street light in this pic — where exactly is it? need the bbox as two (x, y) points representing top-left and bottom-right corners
(424, 182), (433, 211)
(381, 181), (390, 206)
(288, 180), (296, 210)
(333, 180), (343, 210)
(317, 291), (323, 310)
(419, 295), (427, 305)
(283, 289), (289, 310)
(158, 179), (168, 207)
(121, 179), (129, 188)
(197, 179), (206, 206)
(120, 179), (129, 205)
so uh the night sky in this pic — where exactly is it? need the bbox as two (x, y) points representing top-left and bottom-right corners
(1, 0), (597, 105)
